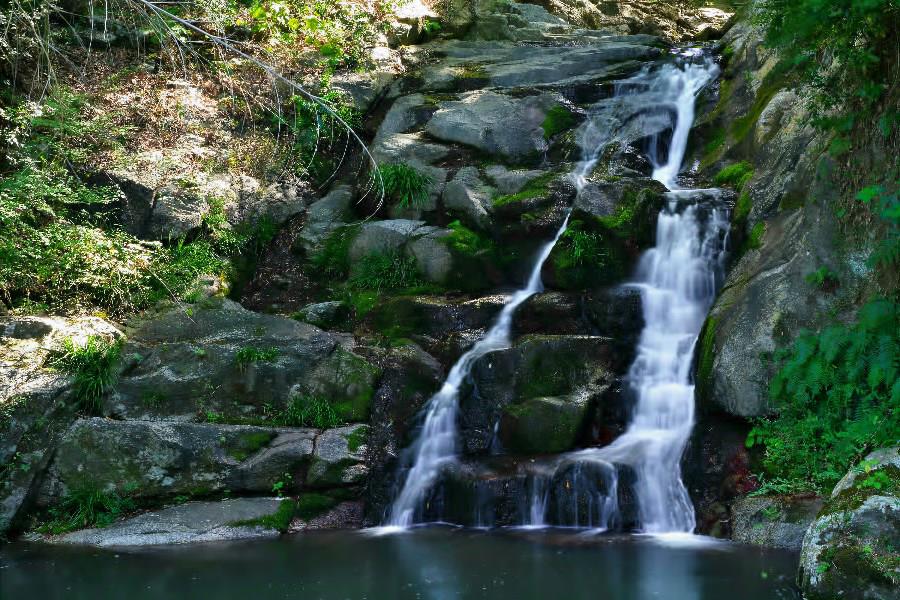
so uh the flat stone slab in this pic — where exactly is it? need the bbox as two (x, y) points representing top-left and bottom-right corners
(48, 498), (287, 546)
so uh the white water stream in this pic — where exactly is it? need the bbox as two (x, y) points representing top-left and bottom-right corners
(549, 54), (726, 533)
(387, 51), (724, 533)
(386, 213), (572, 527)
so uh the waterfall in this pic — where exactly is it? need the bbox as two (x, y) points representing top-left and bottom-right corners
(386, 50), (724, 533)
(386, 213), (572, 528)
(541, 54), (727, 533)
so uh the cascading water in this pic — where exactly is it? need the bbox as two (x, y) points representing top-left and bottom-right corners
(386, 49), (726, 533)
(386, 213), (572, 528)
(532, 53), (728, 533)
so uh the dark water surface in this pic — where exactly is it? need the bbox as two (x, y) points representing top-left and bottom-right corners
(1, 528), (800, 600)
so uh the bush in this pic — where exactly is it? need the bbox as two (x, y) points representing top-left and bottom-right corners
(48, 335), (122, 414)
(375, 163), (433, 210)
(747, 299), (900, 493)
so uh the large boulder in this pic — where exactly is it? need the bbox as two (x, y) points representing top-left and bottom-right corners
(0, 315), (122, 534)
(799, 448), (900, 600)
(46, 498), (288, 546)
(460, 334), (621, 454)
(425, 90), (560, 162)
(106, 299), (380, 423)
(37, 418), (369, 505)
(730, 495), (824, 551)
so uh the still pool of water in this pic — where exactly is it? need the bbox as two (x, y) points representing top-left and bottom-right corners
(1, 528), (800, 600)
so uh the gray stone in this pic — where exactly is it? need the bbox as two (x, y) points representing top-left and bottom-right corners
(105, 300), (378, 422)
(349, 219), (426, 261)
(48, 498), (288, 546)
(294, 185), (355, 254)
(799, 448), (900, 600)
(308, 424), (369, 487)
(443, 167), (495, 226)
(38, 419), (318, 504)
(407, 229), (454, 283)
(484, 165), (546, 195)
(293, 301), (350, 330)
(730, 495), (824, 551)
(144, 185), (208, 241)
(425, 90), (559, 161)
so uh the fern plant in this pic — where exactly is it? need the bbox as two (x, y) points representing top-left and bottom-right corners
(375, 163), (433, 209)
(747, 299), (900, 493)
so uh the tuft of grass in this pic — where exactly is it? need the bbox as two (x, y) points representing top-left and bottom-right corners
(309, 224), (360, 280)
(295, 493), (338, 520)
(230, 499), (298, 533)
(275, 395), (342, 429)
(39, 484), (134, 534)
(492, 172), (557, 207)
(349, 251), (423, 292)
(48, 335), (122, 414)
(375, 163), (433, 210)
(234, 346), (279, 369)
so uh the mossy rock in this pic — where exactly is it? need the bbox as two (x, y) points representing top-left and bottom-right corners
(300, 348), (381, 422)
(499, 396), (590, 454)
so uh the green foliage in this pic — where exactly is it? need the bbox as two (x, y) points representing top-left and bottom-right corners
(48, 336), (122, 414)
(746, 221), (765, 250)
(348, 251), (424, 292)
(747, 299), (900, 493)
(345, 425), (369, 452)
(734, 190), (752, 222)
(234, 346), (279, 369)
(375, 163), (433, 209)
(541, 105), (576, 140)
(805, 266), (839, 289)
(275, 395), (341, 428)
(230, 499), (297, 532)
(755, 0), (899, 131)
(310, 225), (360, 280)
(856, 183), (899, 271)
(242, 0), (393, 68)
(295, 492), (338, 520)
(714, 161), (754, 189)
(39, 484), (134, 534)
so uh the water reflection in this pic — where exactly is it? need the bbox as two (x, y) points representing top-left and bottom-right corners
(1, 529), (801, 600)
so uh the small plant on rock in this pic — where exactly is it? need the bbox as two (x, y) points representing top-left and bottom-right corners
(48, 335), (122, 414)
(277, 394), (341, 428)
(375, 163), (433, 209)
(39, 484), (134, 534)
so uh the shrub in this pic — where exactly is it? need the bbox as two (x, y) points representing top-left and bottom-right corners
(747, 299), (900, 493)
(375, 163), (433, 210)
(48, 335), (122, 414)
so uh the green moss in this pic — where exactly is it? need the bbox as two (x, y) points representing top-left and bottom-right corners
(227, 431), (276, 461)
(541, 105), (576, 140)
(704, 127), (727, 156)
(696, 316), (719, 402)
(502, 397), (585, 454)
(295, 493), (338, 520)
(326, 348), (380, 422)
(734, 190), (752, 222)
(229, 499), (296, 533)
(345, 425), (369, 453)
(827, 544), (897, 588)
(820, 465), (900, 517)
(456, 64), (488, 80)
(747, 221), (766, 250)
(491, 172), (557, 207)
(714, 161), (755, 189)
